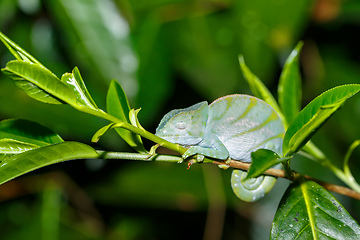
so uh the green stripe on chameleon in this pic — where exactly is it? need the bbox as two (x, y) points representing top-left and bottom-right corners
(247, 132), (284, 152)
(231, 111), (279, 138)
(212, 100), (232, 122)
(188, 131), (196, 137)
(212, 110), (226, 122)
(230, 97), (257, 125)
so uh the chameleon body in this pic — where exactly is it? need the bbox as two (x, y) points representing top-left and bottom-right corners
(155, 94), (285, 202)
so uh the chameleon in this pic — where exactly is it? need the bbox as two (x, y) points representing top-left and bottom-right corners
(155, 94), (285, 202)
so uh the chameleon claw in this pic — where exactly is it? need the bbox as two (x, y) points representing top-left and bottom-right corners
(218, 158), (231, 170)
(182, 147), (206, 163)
(181, 151), (191, 160)
(196, 154), (205, 163)
(218, 164), (230, 170)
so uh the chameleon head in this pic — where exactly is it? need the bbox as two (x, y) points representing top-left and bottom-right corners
(155, 101), (209, 145)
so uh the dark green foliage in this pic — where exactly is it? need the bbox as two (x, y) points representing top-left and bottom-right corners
(1, 1), (360, 239)
(1, 30), (360, 239)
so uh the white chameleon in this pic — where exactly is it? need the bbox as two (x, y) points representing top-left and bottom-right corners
(155, 94), (285, 202)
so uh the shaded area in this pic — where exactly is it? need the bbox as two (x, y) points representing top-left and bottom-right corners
(0, 0), (360, 239)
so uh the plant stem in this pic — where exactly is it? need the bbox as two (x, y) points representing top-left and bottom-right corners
(71, 105), (188, 155)
(72, 100), (360, 195)
(329, 165), (360, 193)
(282, 160), (293, 179)
(302, 142), (360, 193)
(93, 150), (360, 200)
(97, 151), (183, 162)
(213, 158), (360, 200)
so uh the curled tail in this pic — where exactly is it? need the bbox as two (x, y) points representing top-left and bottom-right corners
(231, 169), (277, 202)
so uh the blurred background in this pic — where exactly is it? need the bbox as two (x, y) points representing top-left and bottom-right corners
(0, 0), (360, 239)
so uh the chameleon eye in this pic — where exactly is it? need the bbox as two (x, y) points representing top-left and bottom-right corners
(175, 121), (187, 130)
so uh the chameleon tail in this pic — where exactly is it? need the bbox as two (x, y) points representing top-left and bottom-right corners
(230, 169), (277, 202)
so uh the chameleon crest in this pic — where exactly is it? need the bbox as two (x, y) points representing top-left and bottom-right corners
(156, 94), (285, 202)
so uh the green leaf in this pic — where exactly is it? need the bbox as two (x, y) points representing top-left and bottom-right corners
(0, 31), (45, 67)
(246, 149), (291, 180)
(0, 139), (39, 154)
(270, 179), (360, 239)
(283, 84), (360, 155)
(0, 141), (99, 186)
(0, 154), (11, 162)
(239, 56), (285, 123)
(278, 42), (303, 125)
(129, 108), (145, 130)
(2, 60), (77, 105)
(91, 123), (114, 143)
(106, 80), (146, 153)
(289, 100), (346, 155)
(0, 119), (63, 148)
(61, 67), (98, 109)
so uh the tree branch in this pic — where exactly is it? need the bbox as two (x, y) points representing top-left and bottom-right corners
(212, 159), (360, 200)
(98, 151), (360, 200)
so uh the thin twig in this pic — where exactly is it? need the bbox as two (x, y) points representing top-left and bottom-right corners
(211, 159), (360, 200)
(99, 151), (360, 200)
